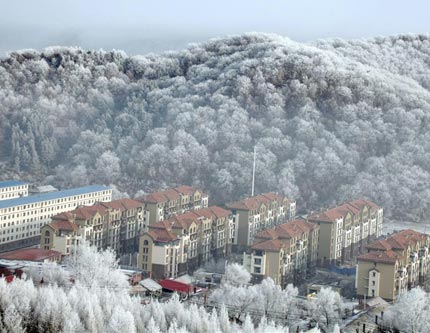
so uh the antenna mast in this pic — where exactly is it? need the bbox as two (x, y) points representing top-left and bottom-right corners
(251, 146), (256, 196)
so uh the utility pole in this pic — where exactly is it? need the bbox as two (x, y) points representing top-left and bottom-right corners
(251, 146), (256, 197)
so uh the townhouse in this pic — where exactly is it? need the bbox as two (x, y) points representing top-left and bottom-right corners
(41, 198), (147, 255)
(0, 181), (29, 201)
(138, 206), (232, 279)
(307, 199), (383, 266)
(137, 186), (209, 225)
(226, 193), (296, 250)
(0, 185), (112, 252)
(356, 229), (430, 301)
(243, 219), (319, 287)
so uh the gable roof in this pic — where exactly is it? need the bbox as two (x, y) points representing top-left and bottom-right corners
(227, 192), (287, 211)
(308, 199), (381, 223)
(357, 250), (401, 264)
(146, 228), (178, 243)
(194, 206), (231, 219)
(251, 239), (286, 252)
(138, 186), (206, 204)
(46, 220), (78, 232)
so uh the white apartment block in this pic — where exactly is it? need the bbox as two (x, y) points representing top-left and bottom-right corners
(0, 184), (112, 252)
(0, 181), (29, 201)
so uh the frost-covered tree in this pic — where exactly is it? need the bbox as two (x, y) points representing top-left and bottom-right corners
(223, 263), (251, 287)
(3, 33), (430, 222)
(384, 287), (430, 333)
(307, 288), (344, 331)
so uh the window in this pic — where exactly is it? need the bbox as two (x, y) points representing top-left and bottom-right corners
(372, 272), (376, 277)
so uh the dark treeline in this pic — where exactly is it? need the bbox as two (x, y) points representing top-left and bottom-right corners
(1, 33), (430, 221)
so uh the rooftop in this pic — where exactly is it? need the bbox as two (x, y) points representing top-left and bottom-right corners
(0, 180), (28, 189)
(367, 229), (429, 251)
(308, 199), (381, 223)
(0, 185), (111, 210)
(227, 192), (287, 211)
(139, 186), (206, 204)
(0, 248), (62, 262)
(357, 250), (402, 264)
(46, 220), (78, 232)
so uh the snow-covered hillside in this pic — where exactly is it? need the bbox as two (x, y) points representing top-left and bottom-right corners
(1, 33), (430, 221)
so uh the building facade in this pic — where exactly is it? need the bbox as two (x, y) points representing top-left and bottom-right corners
(227, 193), (296, 250)
(0, 185), (112, 252)
(356, 229), (430, 301)
(243, 219), (319, 287)
(41, 198), (147, 255)
(307, 199), (383, 266)
(0, 181), (29, 201)
(138, 206), (232, 279)
(137, 186), (209, 226)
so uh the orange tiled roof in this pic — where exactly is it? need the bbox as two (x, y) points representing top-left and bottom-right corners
(138, 186), (206, 204)
(47, 220), (78, 232)
(195, 206), (231, 219)
(251, 239), (286, 252)
(147, 228), (178, 243)
(227, 192), (287, 211)
(308, 199), (381, 223)
(367, 229), (428, 252)
(357, 250), (401, 264)
(251, 219), (318, 252)
(100, 198), (143, 211)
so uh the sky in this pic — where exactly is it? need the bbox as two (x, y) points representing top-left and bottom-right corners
(1, 0), (430, 57)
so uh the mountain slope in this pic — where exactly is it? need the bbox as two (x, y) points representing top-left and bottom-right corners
(1, 33), (430, 221)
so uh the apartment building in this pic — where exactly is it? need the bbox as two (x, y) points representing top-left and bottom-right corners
(307, 199), (383, 266)
(138, 186), (209, 225)
(227, 193), (296, 250)
(41, 198), (147, 255)
(356, 229), (430, 301)
(243, 219), (319, 287)
(0, 181), (29, 201)
(0, 185), (112, 252)
(138, 206), (232, 279)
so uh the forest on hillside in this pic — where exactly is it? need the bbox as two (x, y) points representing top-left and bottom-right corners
(1, 33), (430, 221)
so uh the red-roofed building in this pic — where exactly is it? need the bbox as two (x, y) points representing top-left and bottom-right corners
(243, 219), (319, 287)
(226, 193), (296, 249)
(0, 248), (62, 263)
(308, 199), (383, 266)
(138, 206), (233, 280)
(158, 279), (194, 294)
(137, 186), (208, 226)
(356, 229), (430, 301)
(41, 198), (148, 255)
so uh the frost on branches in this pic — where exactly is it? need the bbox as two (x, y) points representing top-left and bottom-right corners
(2, 34), (430, 222)
(0, 244), (332, 333)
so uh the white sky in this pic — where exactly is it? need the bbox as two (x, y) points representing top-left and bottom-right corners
(1, 0), (430, 56)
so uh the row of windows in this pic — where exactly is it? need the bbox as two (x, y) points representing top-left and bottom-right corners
(0, 185), (27, 192)
(0, 192), (110, 214)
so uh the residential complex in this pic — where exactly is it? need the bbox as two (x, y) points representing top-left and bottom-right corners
(226, 193), (296, 249)
(138, 206), (232, 279)
(137, 186), (208, 225)
(243, 219), (319, 286)
(307, 199), (383, 266)
(356, 229), (430, 301)
(0, 181), (29, 201)
(0, 184), (112, 252)
(41, 198), (147, 255)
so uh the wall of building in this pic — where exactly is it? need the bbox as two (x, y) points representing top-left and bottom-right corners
(0, 187), (112, 252)
(356, 260), (397, 301)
